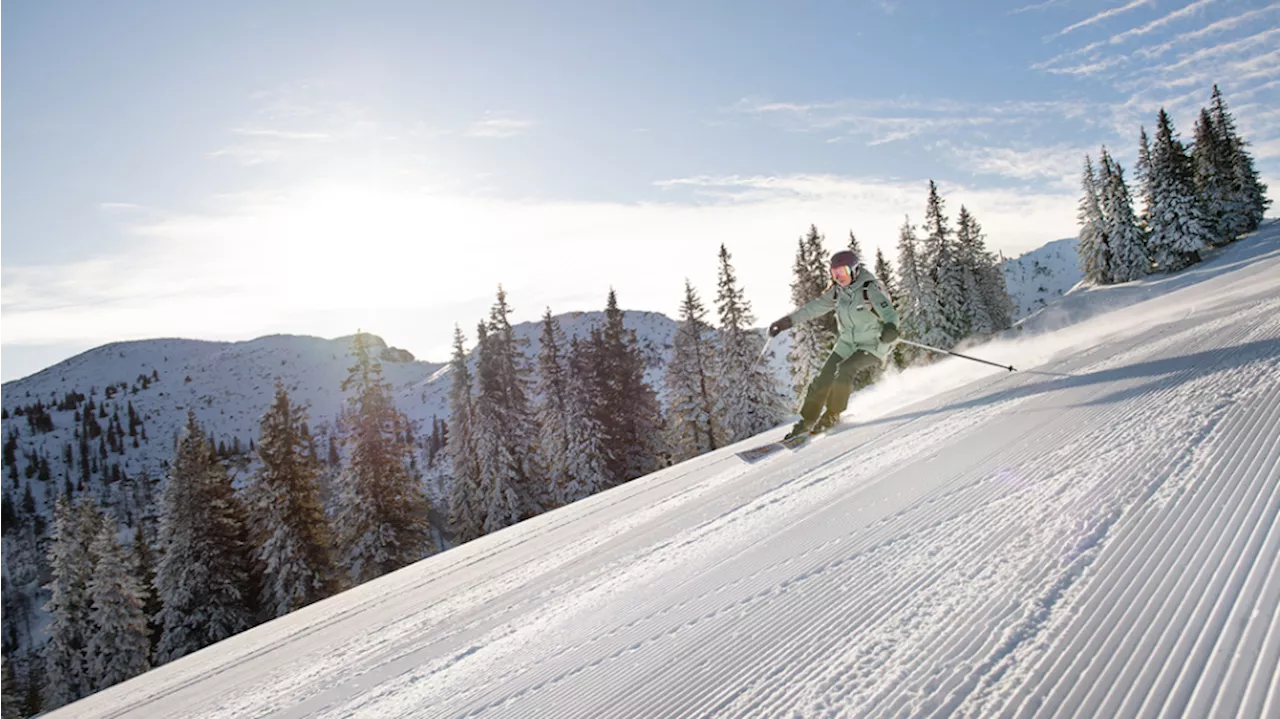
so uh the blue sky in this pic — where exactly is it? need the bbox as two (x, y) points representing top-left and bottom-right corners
(3, 0), (1277, 381)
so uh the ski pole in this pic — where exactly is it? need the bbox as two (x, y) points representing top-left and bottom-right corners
(898, 339), (1016, 372)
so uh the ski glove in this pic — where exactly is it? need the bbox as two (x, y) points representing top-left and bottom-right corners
(879, 323), (900, 343)
(768, 316), (793, 337)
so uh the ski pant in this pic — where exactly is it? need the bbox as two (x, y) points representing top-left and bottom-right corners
(799, 350), (881, 423)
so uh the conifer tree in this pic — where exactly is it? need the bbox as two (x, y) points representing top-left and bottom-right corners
(1192, 106), (1235, 245)
(664, 280), (723, 462)
(42, 497), (101, 708)
(846, 231), (862, 257)
(874, 248), (896, 302)
(919, 181), (964, 348)
(1077, 154), (1112, 284)
(245, 383), (336, 618)
(788, 225), (835, 396)
(562, 337), (613, 503)
(1135, 127), (1155, 233)
(334, 333), (432, 585)
(955, 206), (996, 336)
(894, 217), (929, 364)
(534, 308), (573, 509)
(1210, 86), (1270, 232)
(471, 289), (543, 532)
(1148, 108), (1211, 272)
(713, 244), (787, 442)
(1099, 149), (1152, 283)
(154, 412), (255, 663)
(85, 522), (150, 690)
(588, 290), (666, 483)
(446, 326), (484, 543)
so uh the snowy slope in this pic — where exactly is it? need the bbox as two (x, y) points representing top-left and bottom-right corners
(48, 222), (1280, 718)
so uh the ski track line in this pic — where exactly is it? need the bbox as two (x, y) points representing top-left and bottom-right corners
(448, 310), (1218, 711)
(982, 333), (1274, 715)
(416, 395), (1032, 718)
(967, 308), (1269, 706)
(1002, 313), (1280, 717)
(373, 363), (1075, 716)
(381, 295), (1280, 716)
(985, 322), (1280, 716)
(793, 313), (1264, 716)
(747, 307), (1280, 711)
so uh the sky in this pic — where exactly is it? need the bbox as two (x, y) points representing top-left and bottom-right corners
(3, 0), (1277, 382)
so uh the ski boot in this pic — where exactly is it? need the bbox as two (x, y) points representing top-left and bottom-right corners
(783, 418), (814, 441)
(810, 412), (841, 435)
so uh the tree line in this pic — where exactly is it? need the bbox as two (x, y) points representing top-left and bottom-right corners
(443, 244), (790, 542)
(1078, 85), (1269, 284)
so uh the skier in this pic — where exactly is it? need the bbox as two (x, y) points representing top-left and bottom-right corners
(768, 250), (900, 439)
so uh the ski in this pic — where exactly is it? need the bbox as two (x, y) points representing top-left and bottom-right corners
(734, 432), (811, 462)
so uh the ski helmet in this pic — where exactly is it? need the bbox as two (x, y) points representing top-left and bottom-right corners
(830, 250), (860, 272)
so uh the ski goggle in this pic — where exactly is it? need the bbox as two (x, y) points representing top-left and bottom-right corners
(831, 264), (858, 283)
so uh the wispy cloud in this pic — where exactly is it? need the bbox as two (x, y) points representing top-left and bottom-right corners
(1011, 0), (1073, 14)
(466, 114), (535, 139)
(1053, 0), (1154, 38)
(940, 143), (1090, 190)
(1030, 1), (1280, 169)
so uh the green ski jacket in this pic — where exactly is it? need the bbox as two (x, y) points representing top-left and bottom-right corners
(786, 267), (900, 360)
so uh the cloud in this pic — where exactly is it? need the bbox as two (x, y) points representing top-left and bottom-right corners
(232, 128), (333, 141)
(940, 143), (1089, 190)
(1053, 0), (1155, 38)
(466, 115), (535, 139)
(3, 177), (1076, 363)
(1010, 0), (1072, 14)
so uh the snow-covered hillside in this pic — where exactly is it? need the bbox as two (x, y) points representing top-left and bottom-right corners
(48, 223), (1280, 718)
(1000, 237), (1083, 322)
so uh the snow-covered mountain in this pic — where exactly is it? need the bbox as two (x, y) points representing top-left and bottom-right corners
(999, 237), (1084, 322)
(42, 223), (1280, 718)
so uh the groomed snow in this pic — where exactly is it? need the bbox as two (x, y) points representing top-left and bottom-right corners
(49, 223), (1280, 718)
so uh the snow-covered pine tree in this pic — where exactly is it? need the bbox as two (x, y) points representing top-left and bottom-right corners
(42, 497), (102, 709)
(561, 337), (613, 503)
(1210, 86), (1270, 233)
(919, 182), (964, 348)
(1192, 106), (1235, 246)
(713, 243), (787, 443)
(1077, 154), (1112, 284)
(85, 522), (150, 691)
(1099, 148), (1152, 283)
(847, 231), (862, 257)
(664, 280), (724, 463)
(487, 287), (544, 513)
(874, 248), (897, 302)
(588, 290), (666, 484)
(333, 333), (432, 585)
(154, 411), (255, 664)
(788, 225), (835, 397)
(245, 382), (336, 618)
(534, 308), (573, 510)
(2, 656), (24, 719)
(955, 206), (996, 337)
(468, 288), (544, 533)
(894, 217), (929, 365)
(446, 326), (484, 543)
(960, 208), (1015, 331)
(1135, 127), (1155, 234)
(1148, 108), (1212, 272)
